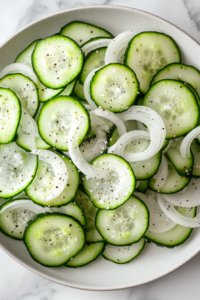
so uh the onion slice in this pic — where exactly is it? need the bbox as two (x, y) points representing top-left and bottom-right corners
(153, 154), (168, 189)
(0, 199), (46, 215)
(82, 38), (112, 56)
(68, 114), (111, 179)
(158, 194), (200, 228)
(180, 126), (200, 158)
(83, 68), (99, 108)
(0, 63), (38, 84)
(31, 149), (68, 201)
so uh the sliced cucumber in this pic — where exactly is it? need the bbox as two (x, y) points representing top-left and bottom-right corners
(96, 195), (149, 246)
(60, 21), (113, 46)
(74, 81), (85, 100)
(83, 154), (135, 209)
(24, 213), (85, 266)
(59, 80), (76, 97)
(15, 40), (40, 68)
(0, 143), (37, 198)
(103, 238), (145, 264)
(0, 88), (21, 144)
(143, 80), (199, 139)
(38, 96), (90, 151)
(166, 137), (194, 177)
(161, 139), (169, 151)
(149, 158), (190, 194)
(91, 63), (139, 112)
(32, 36), (84, 89)
(74, 190), (103, 243)
(81, 36), (112, 47)
(0, 73), (39, 117)
(145, 206), (196, 248)
(37, 81), (64, 102)
(66, 242), (105, 267)
(26, 152), (79, 207)
(125, 32), (181, 93)
(152, 63), (200, 97)
(191, 141), (200, 177)
(136, 180), (149, 193)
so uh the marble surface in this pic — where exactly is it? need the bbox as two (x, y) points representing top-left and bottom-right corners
(1, 0), (200, 299)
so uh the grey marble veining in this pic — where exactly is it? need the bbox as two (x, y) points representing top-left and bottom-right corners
(1, 0), (200, 299)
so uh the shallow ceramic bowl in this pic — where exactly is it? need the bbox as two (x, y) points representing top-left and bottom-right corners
(1, 5), (200, 291)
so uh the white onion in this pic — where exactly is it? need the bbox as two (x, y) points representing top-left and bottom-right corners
(31, 149), (68, 201)
(80, 134), (108, 163)
(153, 154), (168, 189)
(158, 194), (200, 228)
(82, 38), (112, 56)
(91, 109), (126, 136)
(89, 113), (110, 136)
(134, 191), (176, 233)
(105, 31), (136, 64)
(68, 114), (111, 179)
(0, 63), (38, 84)
(180, 126), (200, 158)
(0, 199), (46, 215)
(136, 121), (148, 131)
(83, 68), (99, 108)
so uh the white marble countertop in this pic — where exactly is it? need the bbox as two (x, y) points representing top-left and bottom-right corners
(1, 0), (200, 299)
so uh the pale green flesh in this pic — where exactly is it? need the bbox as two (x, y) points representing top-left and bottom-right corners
(74, 190), (103, 243)
(91, 64), (139, 112)
(15, 40), (40, 68)
(32, 36), (84, 89)
(0, 74), (39, 117)
(38, 96), (89, 151)
(0, 88), (21, 144)
(74, 81), (85, 100)
(83, 154), (135, 209)
(145, 206), (196, 247)
(143, 80), (199, 139)
(24, 214), (85, 266)
(125, 32), (180, 93)
(136, 180), (149, 193)
(60, 80), (76, 96)
(26, 153), (79, 207)
(161, 139), (169, 151)
(149, 159), (190, 194)
(60, 21), (113, 46)
(0, 143), (37, 198)
(191, 141), (200, 177)
(103, 238), (145, 264)
(166, 137), (193, 177)
(66, 242), (104, 267)
(80, 47), (107, 84)
(152, 63), (200, 97)
(96, 196), (149, 246)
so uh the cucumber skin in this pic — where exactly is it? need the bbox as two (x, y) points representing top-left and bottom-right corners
(165, 151), (194, 178)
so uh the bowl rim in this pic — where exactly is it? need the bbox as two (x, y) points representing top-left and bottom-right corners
(1, 4), (200, 291)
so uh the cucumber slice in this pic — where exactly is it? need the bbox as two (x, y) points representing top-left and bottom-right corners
(96, 195), (149, 246)
(74, 190), (103, 243)
(16, 108), (50, 151)
(0, 88), (21, 144)
(90, 63), (139, 112)
(166, 137), (194, 177)
(24, 213), (85, 266)
(103, 238), (145, 264)
(143, 80), (199, 139)
(108, 120), (138, 147)
(191, 141), (200, 177)
(0, 143), (37, 198)
(161, 139), (169, 151)
(32, 36), (84, 89)
(145, 206), (196, 248)
(83, 154), (135, 209)
(15, 40), (40, 68)
(136, 180), (149, 193)
(50, 201), (86, 227)
(0, 74), (39, 117)
(149, 158), (190, 194)
(59, 80), (76, 97)
(66, 242), (105, 267)
(125, 32), (181, 93)
(60, 21), (113, 46)
(74, 81), (85, 100)
(37, 81), (64, 102)
(38, 96), (90, 151)
(81, 36), (112, 47)
(26, 152), (79, 207)
(152, 63), (200, 97)
(80, 47), (107, 84)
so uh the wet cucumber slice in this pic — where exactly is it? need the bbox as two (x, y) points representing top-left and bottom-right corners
(0, 73), (39, 117)
(66, 242), (105, 267)
(125, 32), (181, 93)
(0, 88), (21, 144)
(60, 21), (113, 46)
(145, 206), (196, 248)
(24, 213), (85, 266)
(136, 180), (150, 193)
(74, 81), (86, 100)
(32, 35), (84, 89)
(0, 143), (38, 198)
(143, 80), (199, 139)
(103, 238), (146, 264)
(15, 40), (40, 67)
(74, 190), (103, 243)
(96, 196), (149, 246)
(90, 63), (139, 112)
(191, 141), (200, 177)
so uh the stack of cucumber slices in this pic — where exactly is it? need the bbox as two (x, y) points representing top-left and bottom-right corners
(1, 21), (200, 268)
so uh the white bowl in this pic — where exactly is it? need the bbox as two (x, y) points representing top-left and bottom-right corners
(1, 5), (200, 291)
